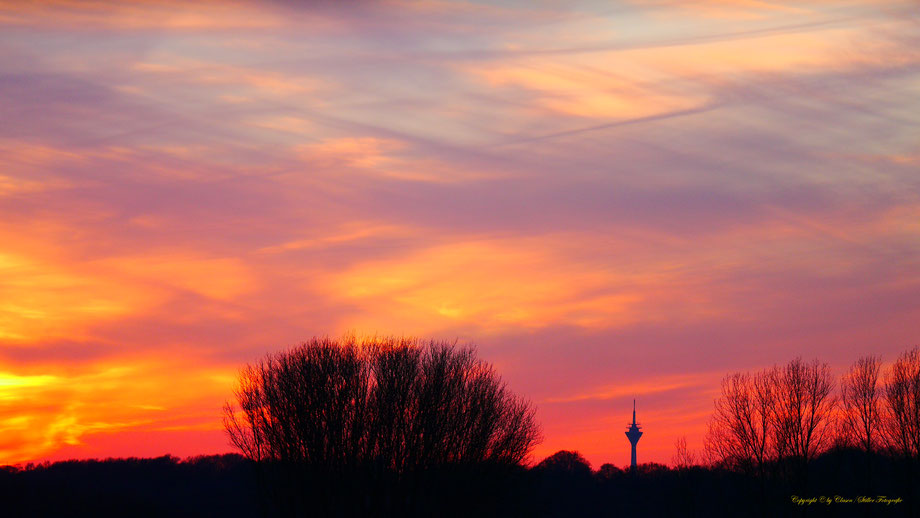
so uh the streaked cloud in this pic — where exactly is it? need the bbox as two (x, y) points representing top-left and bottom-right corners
(545, 373), (713, 403)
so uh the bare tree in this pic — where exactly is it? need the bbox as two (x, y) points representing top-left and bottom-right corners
(223, 337), (372, 471)
(883, 346), (920, 460)
(224, 337), (542, 516)
(770, 357), (835, 491)
(224, 336), (542, 471)
(672, 436), (696, 470)
(704, 369), (774, 475)
(840, 355), (882, 454)
(837, 355), (883, 494)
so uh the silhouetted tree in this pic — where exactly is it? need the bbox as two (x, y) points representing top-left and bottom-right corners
(596, 462), (622, 480)
(840, 355), (882, 493)
(771, 357), (835, 492)
(883, 346), (920, 517)
(884, 346), (920, 460)
(672, 436), (696, 470)
(839, 356), (882, 450)
(705, 359), (837, 514)
(535, 450), (592, 477)
(533, 451), (594, 517)
(704, 370), (774, 475)
(671, 436), (700, 518)
(223, 336), (541, 516)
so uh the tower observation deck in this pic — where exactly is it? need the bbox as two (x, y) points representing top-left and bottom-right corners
(625, 399), (642, 470)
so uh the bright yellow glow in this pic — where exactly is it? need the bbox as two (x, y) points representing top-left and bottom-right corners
(0, 373), (58, 391)
(0, 359), (236, 465)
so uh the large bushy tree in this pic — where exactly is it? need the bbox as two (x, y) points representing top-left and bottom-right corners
(224, 336), (541, 471)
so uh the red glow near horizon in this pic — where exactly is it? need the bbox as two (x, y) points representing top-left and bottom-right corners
(1, 0), (918, 469)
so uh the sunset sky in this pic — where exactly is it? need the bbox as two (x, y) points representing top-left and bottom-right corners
(1, 0), (918, 468)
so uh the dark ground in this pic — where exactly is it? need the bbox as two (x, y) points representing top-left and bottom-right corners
(1, 449), (916, 517)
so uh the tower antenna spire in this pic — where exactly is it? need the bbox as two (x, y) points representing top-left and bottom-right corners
(625, 399), (643, 470)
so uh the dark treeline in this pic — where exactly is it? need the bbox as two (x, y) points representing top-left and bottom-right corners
(533, 448), (916, 518)
(1, 448), (916, 517)
(0, 454), (259, 518)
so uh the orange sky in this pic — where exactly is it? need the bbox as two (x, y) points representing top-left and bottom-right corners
(1, 0), (919, 469)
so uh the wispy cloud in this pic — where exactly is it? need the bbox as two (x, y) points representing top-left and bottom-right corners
(545, 373), (713, 403)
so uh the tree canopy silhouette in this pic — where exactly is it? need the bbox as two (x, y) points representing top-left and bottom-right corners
(223, 336), (541, 472)
(535, 450), (592, 476)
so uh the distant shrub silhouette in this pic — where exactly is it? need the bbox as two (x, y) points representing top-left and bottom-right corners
(532, 451), (594, 517)
(223, 336), (541, 516)
(535, 450), (592, 477)
(596, 462), (622, 480)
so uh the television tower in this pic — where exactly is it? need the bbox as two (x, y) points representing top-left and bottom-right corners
(625, 399), (642, 470)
